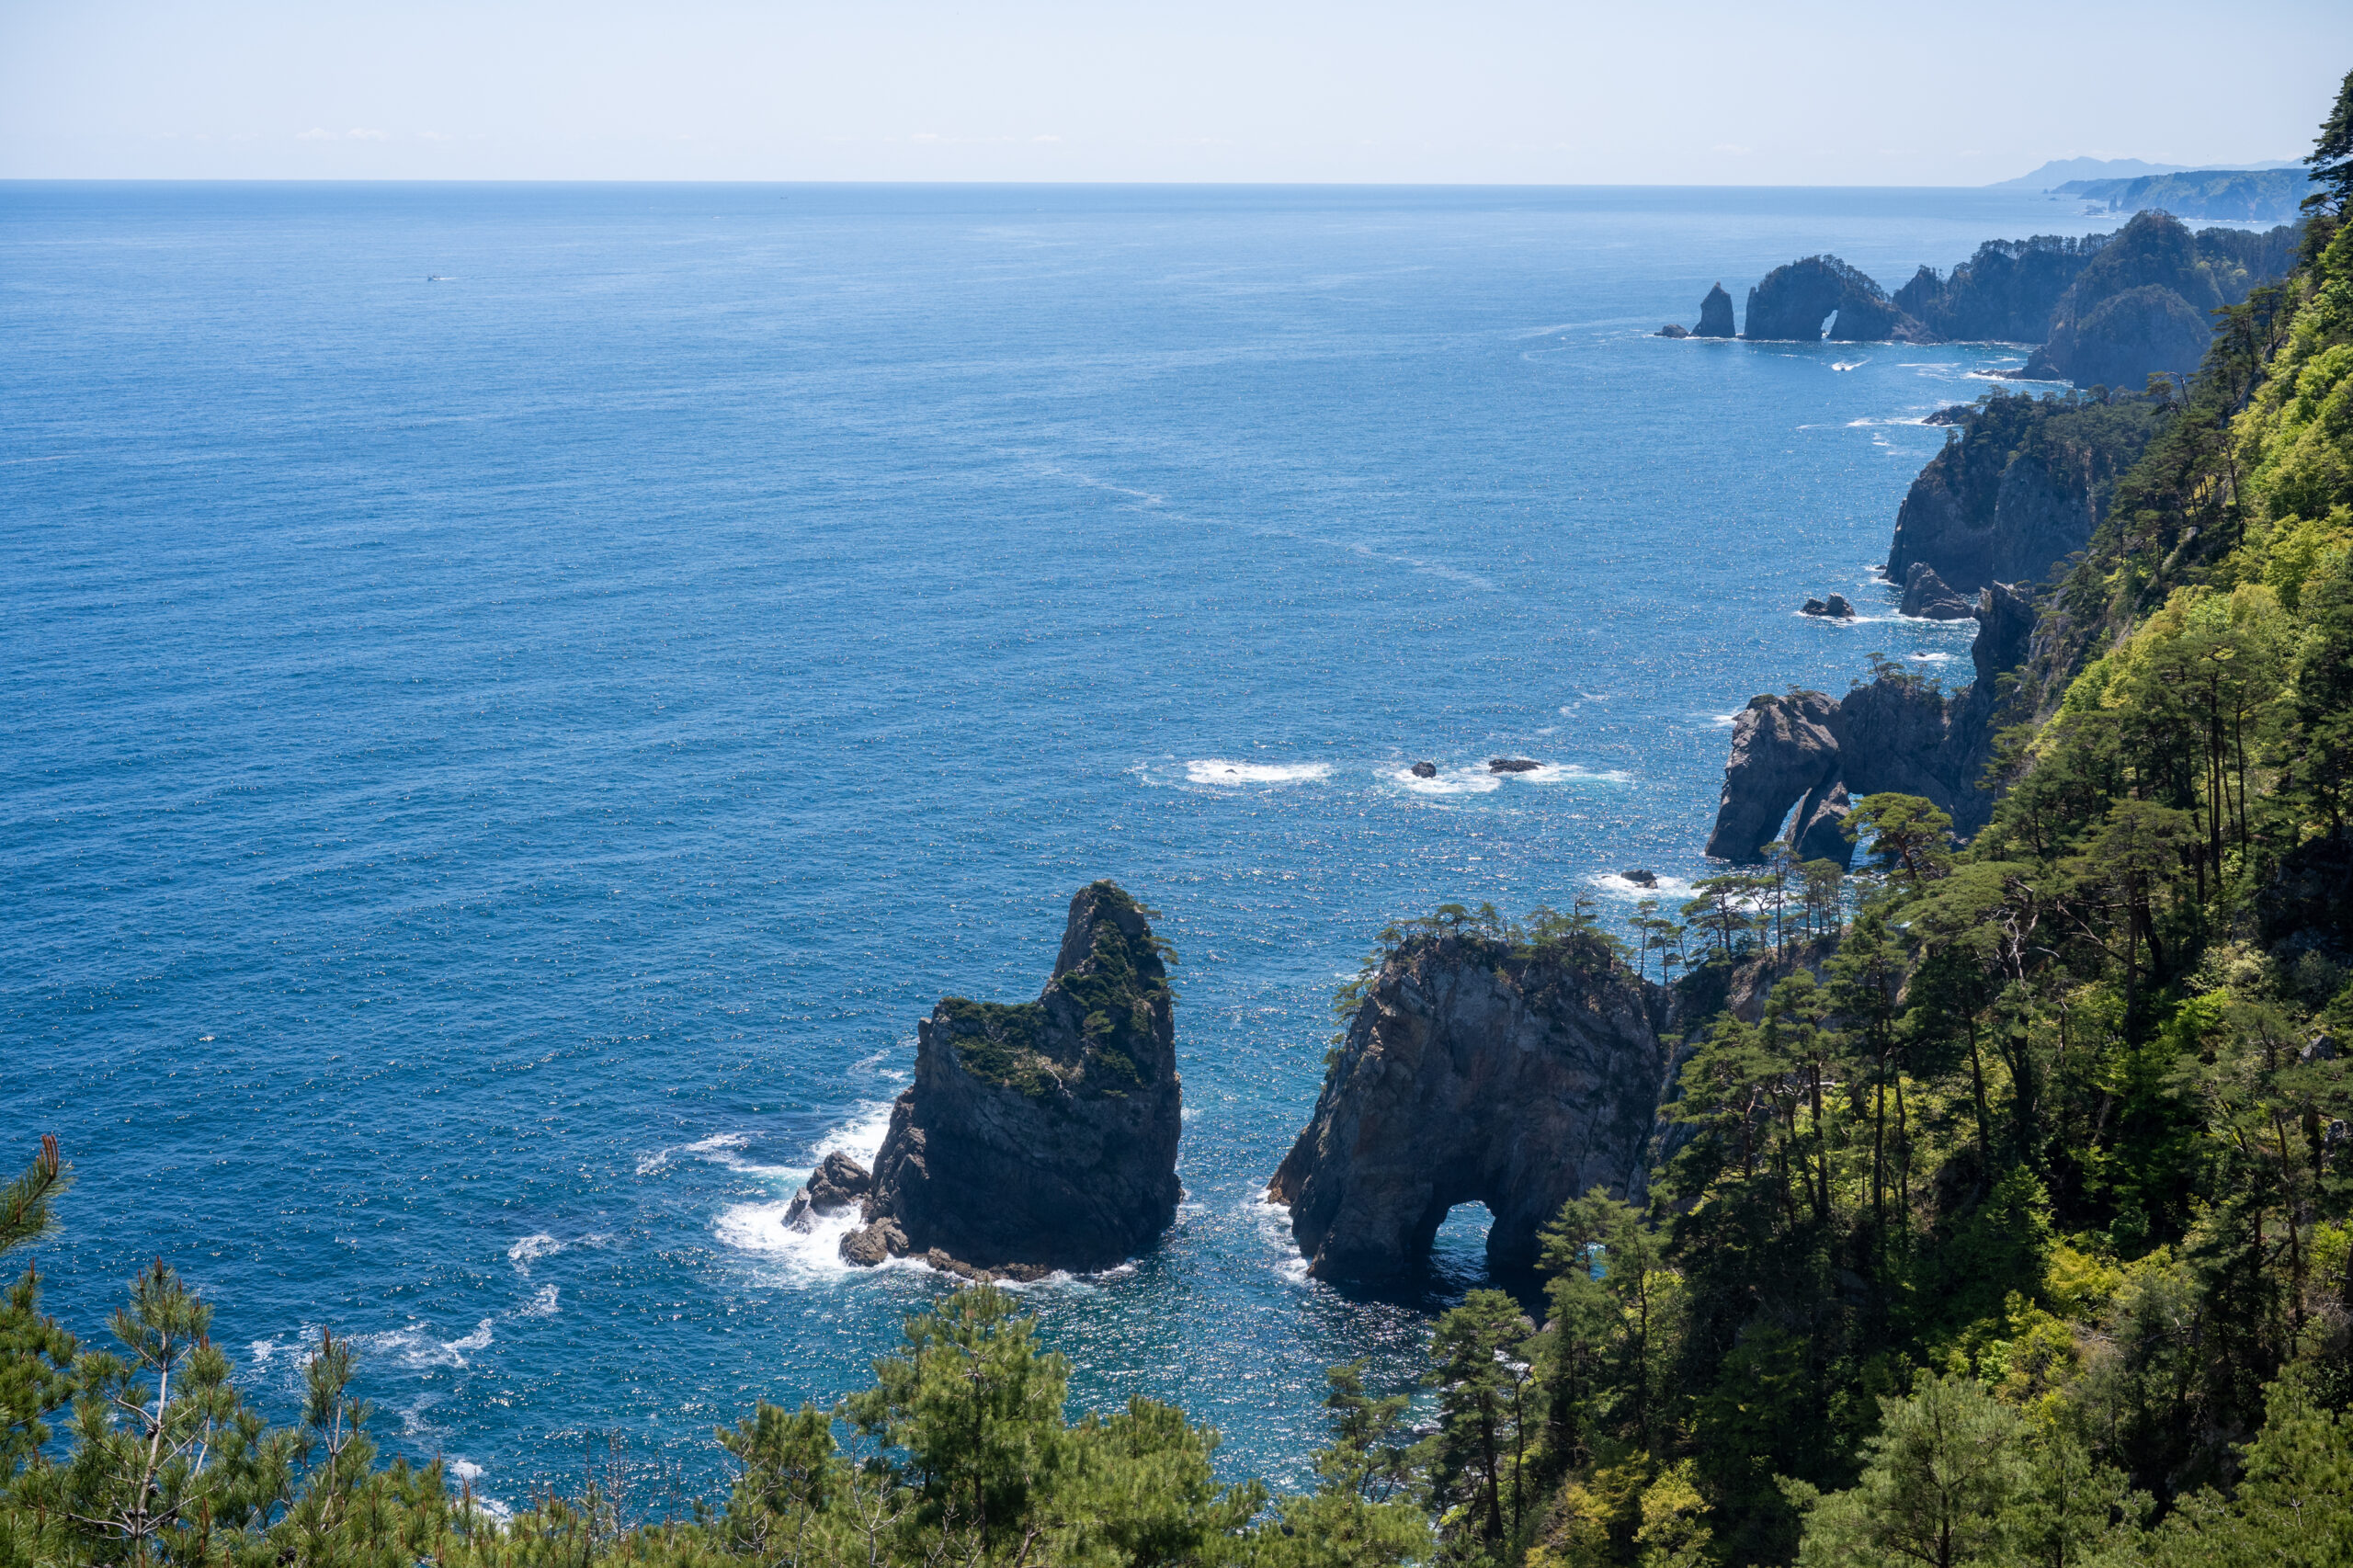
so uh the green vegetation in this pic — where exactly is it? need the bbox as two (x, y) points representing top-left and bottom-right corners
(11, 74), (2353, 1568)
(939, 881), (1176, 1096)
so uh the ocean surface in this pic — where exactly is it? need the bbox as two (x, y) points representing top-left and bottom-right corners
(3, 181), (2117, 1507)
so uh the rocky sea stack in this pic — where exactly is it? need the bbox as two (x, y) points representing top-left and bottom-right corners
(1268, 924), (1673, 1280)
(1693, 282), (1736, 337)
(828, 881), (1183, 1277)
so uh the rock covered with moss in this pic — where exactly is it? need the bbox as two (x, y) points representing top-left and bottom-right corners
(835, 881), (1182, 1276)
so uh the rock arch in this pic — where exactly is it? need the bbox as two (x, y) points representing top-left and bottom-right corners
(1267, 931), (1674, 1280)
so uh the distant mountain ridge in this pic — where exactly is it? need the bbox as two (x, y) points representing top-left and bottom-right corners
(2052, 166), (2306, 222)
(1985, 154), (2302, 190)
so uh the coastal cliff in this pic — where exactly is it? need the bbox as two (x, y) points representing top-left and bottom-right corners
(1705, 581), (2034, 863)
(1743, 256), (1932, 343)
(2018, 211), (2298, 386)
(1268, 924), (1673, 1279)
(1887, 389), (2162, 592)
(823, 881), (1183, 1276)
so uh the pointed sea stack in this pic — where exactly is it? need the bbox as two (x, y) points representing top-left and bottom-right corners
(1693, 282), (1736, 337)
(835, 881), (1182, 1277)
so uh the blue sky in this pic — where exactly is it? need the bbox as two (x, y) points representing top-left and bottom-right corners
(4, 0), (2348, 184)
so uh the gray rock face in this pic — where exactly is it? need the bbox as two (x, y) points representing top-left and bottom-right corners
(1745, 256), (1935, 343)
(1886, 391), (2159, 594)
(1702, 692), (1841, 861)
(1901, 562), (1976, 619)
(1657, 324), (1689, 338)
(1802, 593), (1857, 619)
(1706, 584), (2040, 864)
(1488, 757), (1541, 773)
(836, 881), (1182, 1275)
(1694, 283), (1737, 338)
(1411, 760), (1438, 778)
(1267, 932), (1674, 1278)
(783, 1150), (872, 1231)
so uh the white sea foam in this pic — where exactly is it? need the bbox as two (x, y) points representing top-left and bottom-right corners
(1908, 651), (1956, 663)
(709, 1101), (902, 1276)
(449, 1460), (485, 1483)
(1513, 763), (1632, 786)
(517, 1285), (560, 1317)
(506, 1233), (562, 1273)
(1184, 759), (1333, 786)
(1392, 764), (1500, 796)
(1589, 871), (1695, 898)
(354, 1319), (494, 1370)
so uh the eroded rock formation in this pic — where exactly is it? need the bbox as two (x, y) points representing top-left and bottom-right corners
(1745, 256), (1933, 343)
(832, 881), (1182, 1276)
(1900, 562), (1976, 619)
(1268, 929), (1674, 1279)
(1887, 390), (2161, 593)
(1694, 283), (1736, 338)
(1706, 582), (2038, 863)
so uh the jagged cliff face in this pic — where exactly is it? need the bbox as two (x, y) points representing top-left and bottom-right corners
(1694, 283), (1736, 337)
(1744, 256), (1931, 344)
(1704, 583), (2034, 864)
(1887, 391), (2160, 593)
(835, 881), (1182, 1275)
(1268, 933), (1673, 1279)
(1893, 234), (2102, 344)
(2018, 211), (2293, 387)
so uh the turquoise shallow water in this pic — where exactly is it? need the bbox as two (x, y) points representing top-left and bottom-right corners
(3, 181), (2105, 1506)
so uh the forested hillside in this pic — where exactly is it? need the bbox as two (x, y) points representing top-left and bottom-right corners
(7, 67), (2353, 1568)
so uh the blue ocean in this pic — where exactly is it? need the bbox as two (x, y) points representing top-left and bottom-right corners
(2, 181), (2112, 1506)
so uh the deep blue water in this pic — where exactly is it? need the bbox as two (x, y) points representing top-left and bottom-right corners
(3, 181), (2112, 1507)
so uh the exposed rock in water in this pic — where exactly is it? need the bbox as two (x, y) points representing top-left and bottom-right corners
(1900, 562), (1976, 619)
(838, 881), (1182, 1275)
(1744, 256), (1935, 343)
(1694, 283), (1736, 338)
(1488, 757), (1541, 773)
(1411, 760), (1438, 778)
(1922, 404), (1970, 426)
(1887, 389), (2160, 594)
(783, 1150), (872, 1232)
(1621, 869), (1657, 888)
(1801, 593), (1856, 619)
(1657, 324), (1689, 338)
(1705, 582), (2039, 864)
(1702, 691), (1840, 862)
(1267, 929), (1674, 1278)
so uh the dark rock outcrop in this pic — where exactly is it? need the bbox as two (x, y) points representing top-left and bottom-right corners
(1707, 582), (2039, 864)
(1901, 562), (1976, 619)
(1802, 593), (1856, 619)
(1694, 283), (1736, 338)
(1893, 234), (2104, 344)
(1703, 691), (1840, 861)
(783, 1151), (872, 1231)
(1657, 324), (1689, 338)
(1411, 760), (1438, 778)
(1621, 869), (1657, 888)
(1268, 931), (1674, 1278)
(1887, 390), (2161, 593)
(1489, 757), (1541, 773)
(835, 881), (1182, 1275)
(2015, 212), (2294, 388)
(1745, 256), (1934, 343)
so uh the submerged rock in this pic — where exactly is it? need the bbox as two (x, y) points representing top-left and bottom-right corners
(1488, 757), (1541, 773)
(1901, 562), (1976, 619)
(838, 881), (1182, 1275)
(1411, 760), (1438, 778)
(1268, 929), (1674, 1278)
(1694, 283), (1737, 338)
